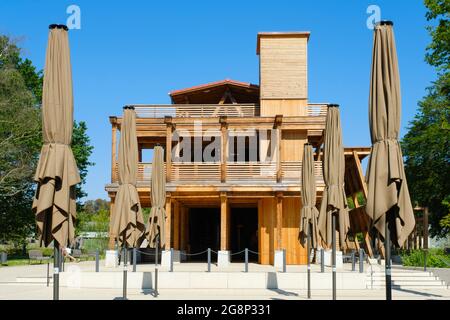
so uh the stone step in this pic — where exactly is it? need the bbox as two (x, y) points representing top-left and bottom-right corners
(368, 276), (440, 281)
(16, 277), (52, 284)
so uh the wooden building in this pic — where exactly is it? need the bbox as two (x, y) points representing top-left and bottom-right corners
(105, 32), (372, 264)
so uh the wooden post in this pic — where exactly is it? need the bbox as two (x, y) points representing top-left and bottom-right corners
(220, 192), (229, 251)
(111, 120), (117, 183)
(180, 205), (186, 251)
(165, 193), (172, 249)
(165, 116), (173, 183)
(173, 200), (180, 250)
(108, 197), (116, 250)
(220, 116), (228, 183)
(275, 115), (283, 183)
(276, 192), (283, 250)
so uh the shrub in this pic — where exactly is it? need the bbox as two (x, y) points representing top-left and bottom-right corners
(400, 248), (450, 268)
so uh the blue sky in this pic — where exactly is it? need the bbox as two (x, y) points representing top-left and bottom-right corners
(0, 1), (435, 201)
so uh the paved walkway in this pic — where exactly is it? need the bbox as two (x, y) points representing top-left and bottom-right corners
(1, 260), (449, 300)
(1, 284), (449, 300)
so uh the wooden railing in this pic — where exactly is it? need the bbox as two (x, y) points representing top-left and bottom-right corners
(131, 103), (328, 118)
(306, 104), (328, 117)
(281, 161), (324, 183)
(171, 162), (221, 183)
(113, 161), (323, 184)
(227, 162), (277, 182)
(133, 104), (259, 118)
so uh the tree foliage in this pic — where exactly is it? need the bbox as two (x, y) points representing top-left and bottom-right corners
(402, 0), (450, 237)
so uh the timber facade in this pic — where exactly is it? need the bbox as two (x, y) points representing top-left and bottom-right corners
(105, 32), (374, 264)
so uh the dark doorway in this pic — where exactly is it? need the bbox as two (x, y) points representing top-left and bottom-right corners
(188, 207), (220, 261)
(230, 207), (258, 262)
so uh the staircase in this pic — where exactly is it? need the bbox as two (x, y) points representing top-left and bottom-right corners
(366, 268), (448, 289)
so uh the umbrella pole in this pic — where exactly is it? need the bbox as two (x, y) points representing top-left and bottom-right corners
(154, 235), (159, 297)
(53, 243), (59, 300)
(332, 213), (336, 300)
(307, 224), (311, 299)
(123, 245), (127, 300)
(385, 219), (392, 300)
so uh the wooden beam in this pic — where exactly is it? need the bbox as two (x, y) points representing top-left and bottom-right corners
(111, 123), (117, 182)
(165, 116), (173, 183)
(165, 193), (172, 249)
(257, 199), (263, 264)
(220, 116), (228, 183)
(276, 192), (283, 250)
(220, 192), (229, 251)
(352, 151), (368, 198)
(173, 200), (180, 250)
(180, 205), (187, 251)
(275, 115), (283, 183)
(108, 198), (116, 250)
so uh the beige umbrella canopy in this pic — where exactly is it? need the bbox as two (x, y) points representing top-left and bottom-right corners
(318, 105), (350, 249)
(32, 27), (80, 248)
(299, 144), (320, 249)
(366, 23), (415, 247)
(110, 108), (145, 248)
(145, 146), (166, 248)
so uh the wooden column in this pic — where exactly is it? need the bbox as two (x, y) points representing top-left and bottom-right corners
(108, 196), (116, 250)
(165, 116), (173, 183)
(180, 205), (187, 251)
(173, 200), (180, 250)
(276, 192), (283, 250)
(220, 192), (229, 251)
(275, 115), (283, 183)
(220, 116), (228, 183)
(110, 119), (117, 183)
(138, 144), (142, 162)
(165, 193), (172, 249)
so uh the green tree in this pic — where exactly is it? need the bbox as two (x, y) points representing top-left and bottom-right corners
(402, 0), (450, 237)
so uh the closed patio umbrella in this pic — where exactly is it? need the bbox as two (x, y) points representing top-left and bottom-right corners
(299, 143), (320, 299)
(32, 24), (80, 300)
(110, 107), (145, 248)
(110, 106), (145, 299)
(145, 146), (166, 249)
(366, 21), (415, 300)
(317, 104), (350, 300)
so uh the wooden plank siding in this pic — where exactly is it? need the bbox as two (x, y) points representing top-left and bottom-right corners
(258, 35), (308, 100)
(258, 197), (306, 265)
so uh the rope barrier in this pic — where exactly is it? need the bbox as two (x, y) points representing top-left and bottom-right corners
(179, 250), (209, 256)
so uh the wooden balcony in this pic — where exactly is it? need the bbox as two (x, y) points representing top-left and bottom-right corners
(112, 161), (323, 185)
(130, 104), (327, 118)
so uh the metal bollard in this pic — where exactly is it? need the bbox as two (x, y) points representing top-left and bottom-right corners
(170, 248), (174, 272)
(154, 268), (158, 297)
(359, 249), (364, 273)
(245, 248), (248, 273)
(47, 262), (50, 287)
(424, 249), (427, 272)
(320, 249), (324, 273)
(95, 250), (99, 272)
(133, 248), (137, 272)
(351, 251), (356, 271)
(282, 249), (286, 273)
(207, 248), (211, 272)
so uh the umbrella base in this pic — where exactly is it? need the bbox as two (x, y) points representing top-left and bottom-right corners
(105, 250), (119, 268)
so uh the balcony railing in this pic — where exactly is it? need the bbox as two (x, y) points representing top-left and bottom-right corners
(113, 161), (323, 184)
(133, 104), (259, 118)
(131, 104), (328, 118)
